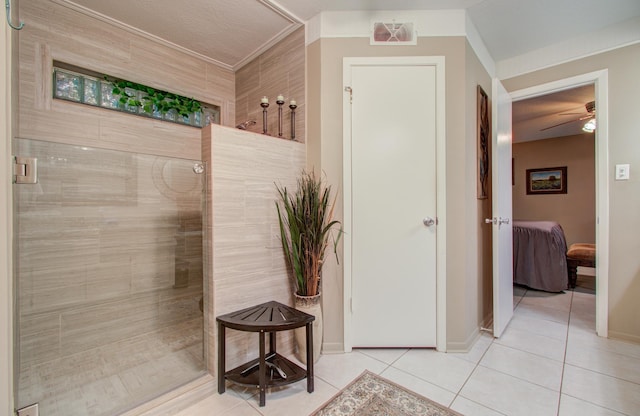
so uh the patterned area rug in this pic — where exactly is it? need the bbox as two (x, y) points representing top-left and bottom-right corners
(311, 371), (463, 416)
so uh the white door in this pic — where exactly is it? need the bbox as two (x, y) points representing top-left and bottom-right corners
(491, 79), (514, 337)
(344, 58), (438, 347)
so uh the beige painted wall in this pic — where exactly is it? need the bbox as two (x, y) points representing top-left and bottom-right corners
(503, 43), (640, 342)
(235, 27), (305, 142)
(18, 0), (235, 160)
(513, 134), (596, 247)
(306, 36), (492, 351)
(466, 44), (494, 339)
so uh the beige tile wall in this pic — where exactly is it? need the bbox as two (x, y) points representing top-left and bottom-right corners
(235, 27), (305, 143)
(202, 124), (305, 373)
(15, 0), (238, 370)
(14, 139), (204, 369)
(18, 0), (236, 160)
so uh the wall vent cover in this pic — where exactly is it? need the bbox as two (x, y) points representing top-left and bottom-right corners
(371, 22), (416, 45)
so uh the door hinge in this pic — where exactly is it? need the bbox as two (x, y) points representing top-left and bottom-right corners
(344, 86), (353, 104)
(13, 156), (38, 184)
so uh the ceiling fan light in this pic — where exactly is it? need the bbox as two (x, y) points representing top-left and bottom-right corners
(582, 118), (596, 133)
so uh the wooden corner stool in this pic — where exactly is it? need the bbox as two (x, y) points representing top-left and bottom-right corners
(566, 243), (596, 289)
(216, 301), (315, 407)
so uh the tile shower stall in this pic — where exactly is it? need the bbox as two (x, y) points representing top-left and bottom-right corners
(13, 138), (206, 416)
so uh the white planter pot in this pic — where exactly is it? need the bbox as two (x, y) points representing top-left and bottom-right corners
(294, 293), (322, 364)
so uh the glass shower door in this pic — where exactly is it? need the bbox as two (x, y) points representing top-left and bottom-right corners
(13, 138), (206, 416)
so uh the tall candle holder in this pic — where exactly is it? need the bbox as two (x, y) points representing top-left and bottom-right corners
(276, 95), (285, 137)
(289, 100), (297, 140)
(260, 97), (269, 134)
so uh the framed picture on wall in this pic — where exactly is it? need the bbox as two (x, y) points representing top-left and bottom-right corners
(526, 166), (567, 194)
(477, 85), (490, 199)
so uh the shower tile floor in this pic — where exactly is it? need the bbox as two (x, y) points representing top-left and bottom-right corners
(18, 316), (205, 416)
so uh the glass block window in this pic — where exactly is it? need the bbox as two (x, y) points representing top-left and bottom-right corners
(53, 65), (220, 128)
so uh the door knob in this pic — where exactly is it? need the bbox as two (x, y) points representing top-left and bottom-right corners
(485, 218), (497, 224)
(423, 217), (435, 227)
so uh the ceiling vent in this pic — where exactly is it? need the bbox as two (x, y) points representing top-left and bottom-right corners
(371, 22), (416, 45)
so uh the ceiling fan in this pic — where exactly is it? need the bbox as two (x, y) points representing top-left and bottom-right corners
(540, 100), (595, 131)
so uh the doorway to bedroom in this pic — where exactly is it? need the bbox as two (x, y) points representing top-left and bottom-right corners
(510, 79), (599, 325)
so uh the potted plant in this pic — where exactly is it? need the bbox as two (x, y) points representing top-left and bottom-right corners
(275, 170), (342, 363)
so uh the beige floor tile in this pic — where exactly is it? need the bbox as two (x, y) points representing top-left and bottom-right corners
(520, 290), (572, 311)
(508, 313), (569, 341)
(559, 394), (627, 416)
(568, 325), (640, 360)
(480, 343), (564, 391)
(393, 349), (476, 393)
(450, 396), (505, 416)
(494, 326), (566, 362)
(356, 347), (409, 365)
(565, 341), (640, 384)
(460, 366), (560, 416)
(312, 350), (389, 389)
(515, 302), (571, 324)
(562, 364), (640, 415)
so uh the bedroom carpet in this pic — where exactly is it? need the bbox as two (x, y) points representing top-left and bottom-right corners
(310, 370), (462, 416)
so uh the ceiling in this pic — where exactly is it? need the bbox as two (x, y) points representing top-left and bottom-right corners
(512, 85), (595, 143)
(63, 0), (639, 140)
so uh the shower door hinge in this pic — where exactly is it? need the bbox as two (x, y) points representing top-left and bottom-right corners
(13, 156), (38, 184)
(16, 403), (39, 416)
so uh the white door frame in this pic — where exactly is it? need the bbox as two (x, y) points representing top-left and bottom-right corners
(510, 70), (609, 337)
(491, 79), (514, 338)
(342, 56), (447, 352)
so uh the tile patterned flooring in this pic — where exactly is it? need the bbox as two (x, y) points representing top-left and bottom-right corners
(175, 278), (640, 416)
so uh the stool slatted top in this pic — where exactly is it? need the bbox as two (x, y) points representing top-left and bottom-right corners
(217, 300), (316, 406)
(217, 300), (315, 332)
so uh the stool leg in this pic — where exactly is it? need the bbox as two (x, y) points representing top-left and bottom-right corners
(567, 260), (578, 289)
(217, 322), (226, 394)
(269, 331), (276, 355)
(259, 331), (266, 406)
(306, 322), (314, 393)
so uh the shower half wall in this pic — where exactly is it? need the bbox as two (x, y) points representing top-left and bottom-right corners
(13, 138), (206, 416)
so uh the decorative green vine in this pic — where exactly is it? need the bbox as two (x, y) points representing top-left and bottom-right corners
(108, 78), (202, 117)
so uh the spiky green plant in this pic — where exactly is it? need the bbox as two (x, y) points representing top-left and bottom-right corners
(275, 171), (342, 296)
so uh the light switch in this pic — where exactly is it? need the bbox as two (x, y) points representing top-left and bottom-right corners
(615, 164), (630, 180)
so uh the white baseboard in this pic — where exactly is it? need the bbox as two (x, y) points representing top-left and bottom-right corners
(608, 330), (640, 345)
(447, 328), (482, 353)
